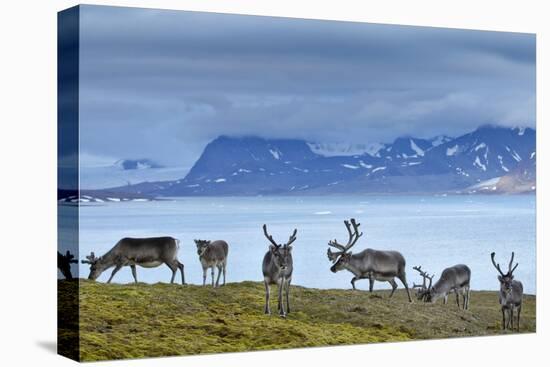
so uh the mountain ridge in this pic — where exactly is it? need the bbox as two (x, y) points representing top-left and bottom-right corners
(102, 125), (535, 197)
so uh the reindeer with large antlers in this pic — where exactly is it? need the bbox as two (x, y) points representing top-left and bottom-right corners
(491, 252), (523, 331)
(412, 266), (434, 302)
(327, 218), (412, 302)
(426, 264), (471, 309)
(261, 224), (298, 317)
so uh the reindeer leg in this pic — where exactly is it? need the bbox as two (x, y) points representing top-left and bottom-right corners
(351, 277), (357, 290)
(264, 279), (271, 315)
(509, 308), (514, 330)
(107, 265), (122, 283)
(388, 279), (398, 298)
(278, 277), (285, 317)
(455, 290), (460, 308)
(398, 273), (412, 302)
(202, 267), (207, 286)
(368, 277), (374, 292)
(211, 267), (215, 287)
(502, 308), (506, 330)
(215, 265), (222, 287)
(222, 263), (226, 286)
(167, 262), (178, 284)
(130, 265), (138, 283)
(177, 260), (185, 285)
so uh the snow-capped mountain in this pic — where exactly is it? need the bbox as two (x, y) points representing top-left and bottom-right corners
(105, 125), (535, 196)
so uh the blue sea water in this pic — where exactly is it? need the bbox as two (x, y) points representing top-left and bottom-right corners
(63, 195), (536, 294)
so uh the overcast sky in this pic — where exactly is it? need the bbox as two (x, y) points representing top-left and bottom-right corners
(78, 5), (536, 168)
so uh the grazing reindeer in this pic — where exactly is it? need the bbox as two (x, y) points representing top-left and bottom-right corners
(426, 264), (471, 310)
(194, 239), (229, 287)
(412, 266), (434, 302)
(491, 252), (523, 331)
(327, 218), (412, 302)
(81, 237), (185, 284)
(262, 224), (298, 317)
(58, 250), (78, 279)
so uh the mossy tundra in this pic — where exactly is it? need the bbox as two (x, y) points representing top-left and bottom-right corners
(58, 280), (535, 362)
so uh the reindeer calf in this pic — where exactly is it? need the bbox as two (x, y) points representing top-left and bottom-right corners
(195, 239), (229, 287)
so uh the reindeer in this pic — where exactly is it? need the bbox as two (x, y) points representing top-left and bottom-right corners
(412, 266), (434, 302)
(262, 224), (297, 317)
(491, 252), (523, 331)
(58, 250), (78, 280)
(194, 239), (229, 287)
(327, 218), (412, 302)
(81, 237), (185, 284)
(426, 264), (471, 310)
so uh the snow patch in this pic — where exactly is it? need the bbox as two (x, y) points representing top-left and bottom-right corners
(269, 149), (281, 160)
(505, 146), (522, 162)
(431, 135), (451, 147)
(473, 156), (487, 171)
(446, 145), (459, 156)
(371, 166), (387, 173)
(410, 139), (425, 157)
(341, 164), (359, 170)
(359, 161), (372, 169)
(474, 143), (486, 151)
(497, 155), (509, 172)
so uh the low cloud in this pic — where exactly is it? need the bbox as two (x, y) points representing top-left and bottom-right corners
(76, 5), (536, 167)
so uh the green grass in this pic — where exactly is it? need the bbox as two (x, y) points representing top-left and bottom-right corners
(58, 280), (536, 362)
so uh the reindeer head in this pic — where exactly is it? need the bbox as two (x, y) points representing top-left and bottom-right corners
(412, 265), (434, 302)
(81, 252), (104, 280)
(491, 252), (519, 295)
(327, 218), (363, 273)
(263, 224), (297, 270)
(194, 239), (211, 256)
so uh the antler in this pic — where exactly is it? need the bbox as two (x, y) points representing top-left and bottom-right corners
(508, 252), (519, 274)
(263, 225), (297, 248)
(327, 248), (342, 263)
(81, 251), (98, 264)
(490, 252), (506, 276)
(262, 224), (280, 248)
(329, 218), (363, 253)
(413, 266), (434, 289)
(328, 239), (346, 251)
(427, 273), (434, 289)
(65, 250), (78, 264)
(286, 228), (298, 247)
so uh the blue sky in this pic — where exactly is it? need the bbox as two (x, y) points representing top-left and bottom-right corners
(77, 5), (535, 168)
